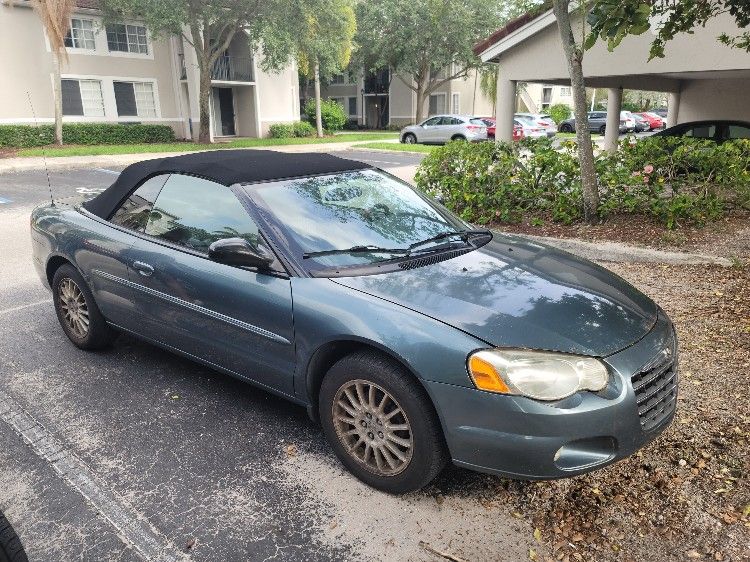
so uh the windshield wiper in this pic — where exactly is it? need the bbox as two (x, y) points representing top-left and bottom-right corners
(303, 245), (409, 259)
(302, 229), (491, 260)
(407, 228), (491, 252)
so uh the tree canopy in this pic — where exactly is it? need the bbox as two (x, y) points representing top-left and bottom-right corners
(587, 0), (750, 58)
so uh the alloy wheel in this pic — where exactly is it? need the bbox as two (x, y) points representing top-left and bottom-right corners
(58, 278), (89, 338)
(332, 379), (414, 476)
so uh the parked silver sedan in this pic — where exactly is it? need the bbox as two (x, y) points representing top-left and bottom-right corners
(400, 114), (488, 144)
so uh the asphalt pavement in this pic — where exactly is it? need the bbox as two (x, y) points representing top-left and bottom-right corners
(0, 149), (538, 561)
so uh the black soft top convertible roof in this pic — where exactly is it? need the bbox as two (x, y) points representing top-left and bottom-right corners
(84, 149), (373, 219)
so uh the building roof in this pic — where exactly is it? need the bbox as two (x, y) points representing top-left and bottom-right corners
(75, 0), (100, 8)
(84, 149), (372, 219)
(473, 2), (552, 56)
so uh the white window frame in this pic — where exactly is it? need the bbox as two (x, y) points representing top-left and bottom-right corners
(59, 74), (164, 122)
(114, 80), (158, 118)
(347, 96), (357, 117)
(106, 23), (150, 55)
(560, 86), (571, 97)
(65, 17), (96, 50)
(62, 79), (105, 117)
(451, 93), (460, 114)
(428, 93), (447, 116)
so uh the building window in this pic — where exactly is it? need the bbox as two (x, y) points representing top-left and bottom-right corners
(106, 23), (148, 54)
(64, 18), (96, 50)
(451, 93), (460, 114)
(348, 97), (357, 117)
(330, 97), (345, 110)
(330, 73), (345, 85)
(560, 86), (571, 96)
(114, 81), (157, 117)
(428, 93), (446, 115)
(61, 79), (104, 116)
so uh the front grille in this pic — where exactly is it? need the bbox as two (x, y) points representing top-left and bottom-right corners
(631, 349), (678, 432)
(397, 248), (472, 271)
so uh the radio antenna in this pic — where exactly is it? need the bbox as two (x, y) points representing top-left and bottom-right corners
(27, 91), (54, 206)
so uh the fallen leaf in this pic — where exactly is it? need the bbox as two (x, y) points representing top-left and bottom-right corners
(534, 528), (542, 542)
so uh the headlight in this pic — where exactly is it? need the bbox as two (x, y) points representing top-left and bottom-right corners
(467, 349), (609, 401)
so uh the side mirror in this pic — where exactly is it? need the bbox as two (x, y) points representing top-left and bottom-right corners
(208, 237), (274, 269)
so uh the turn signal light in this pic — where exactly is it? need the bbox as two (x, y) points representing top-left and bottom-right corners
(467, 355), (510, 394)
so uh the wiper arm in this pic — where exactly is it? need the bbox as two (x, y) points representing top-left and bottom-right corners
(303, 244), (409, 259)
(407, 228), (491, 252)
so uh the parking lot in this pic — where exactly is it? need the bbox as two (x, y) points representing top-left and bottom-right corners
(0, 149), (542, 561)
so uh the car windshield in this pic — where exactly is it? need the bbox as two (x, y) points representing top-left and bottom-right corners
(246, 170), (471, 270)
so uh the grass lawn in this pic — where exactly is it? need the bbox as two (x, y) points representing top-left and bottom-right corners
(16, 132), (399, 158)
(355, 141), (436, 153)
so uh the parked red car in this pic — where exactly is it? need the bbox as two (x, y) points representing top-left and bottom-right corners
(636, 112), (665, 130)
(478, 117), (524, 141)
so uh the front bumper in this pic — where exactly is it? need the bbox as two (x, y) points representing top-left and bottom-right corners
(426, 311), (677, 479)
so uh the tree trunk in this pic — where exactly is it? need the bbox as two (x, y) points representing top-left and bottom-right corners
(553, 0), (599, 222)
(414, 78), (427, 123)
(197, 59), (213, 143)
(51, 49), (63, 146)
(313, 59), (324, 137)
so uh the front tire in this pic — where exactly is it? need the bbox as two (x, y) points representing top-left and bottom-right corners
(319, 351), (448, 494)
(402, 133), (417, 144)
(0, 511), (28, 562)
(52, 264), (116, 350)
(559, 123), (573, 133)
(599, 125), (607, 135)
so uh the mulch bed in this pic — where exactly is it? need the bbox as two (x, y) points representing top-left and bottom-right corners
(493, 213), (750, 261)
(496, 263), (750, 562)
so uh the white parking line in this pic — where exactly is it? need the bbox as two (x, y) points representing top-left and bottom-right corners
(0, 391), (185, 562)
(0, 300), (52, 315)
(0, 197), (11, 204)
(94, 168), (120, 175)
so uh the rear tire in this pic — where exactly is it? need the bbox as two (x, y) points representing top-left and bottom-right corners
(52, 264), (116, 350)
(451, 135), (466, 141)
(402, 133), (417, 144)
(599, 125), (607, 135)
(559, 123), (573, 133)
(0, 511), (28, 562)
(319, 350), (448, 494)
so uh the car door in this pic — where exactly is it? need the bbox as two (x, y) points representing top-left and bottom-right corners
(125, 173), (296, 396)
(420, 116), (443, 142)
(90, 174), (171, 329)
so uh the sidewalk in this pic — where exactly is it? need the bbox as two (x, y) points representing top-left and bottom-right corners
(0, 139), (400, 173)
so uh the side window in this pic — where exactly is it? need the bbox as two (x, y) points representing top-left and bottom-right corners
(110, 174), (169, 230)
(422, 117), (441, 126)
(728, 124), (750, 139)
(144, 174), (260, 253)
(683, 124), (716, 139)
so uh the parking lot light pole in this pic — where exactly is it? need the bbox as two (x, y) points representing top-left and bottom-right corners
(604, 87), (622, 153)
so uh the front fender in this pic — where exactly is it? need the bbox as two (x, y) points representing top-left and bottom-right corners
(290, 278), (487, 404)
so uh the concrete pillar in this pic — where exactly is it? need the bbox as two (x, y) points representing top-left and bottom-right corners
(495, 78), (517, 143)
(667, 90), (681, 128)
(604, 87), (623, 153)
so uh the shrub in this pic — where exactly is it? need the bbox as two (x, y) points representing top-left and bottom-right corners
(269, 121), (316, 138)
(0, 123), (175, 148)
(303, 99), (348, 132)
(547, 103), (572, 124)
(415, 136), (750, 229)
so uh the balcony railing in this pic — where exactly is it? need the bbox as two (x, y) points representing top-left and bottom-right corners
(212, 56), (254, 83)
(364, 69), (389, 95)
(176, 54), (254, 83)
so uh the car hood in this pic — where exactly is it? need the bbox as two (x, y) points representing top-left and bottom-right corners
(331, 234), (657, 357)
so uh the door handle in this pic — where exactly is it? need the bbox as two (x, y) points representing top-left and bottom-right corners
(133, 261), (154, 277)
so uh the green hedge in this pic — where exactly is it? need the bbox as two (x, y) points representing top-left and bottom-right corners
(268, 121), (316, 139)
(303, 99), (348, 132)
(0, 123), (175, 148)
(414, 137), (750, 228)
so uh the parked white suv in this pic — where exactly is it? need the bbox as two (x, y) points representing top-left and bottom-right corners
(401, 115), (488, 144)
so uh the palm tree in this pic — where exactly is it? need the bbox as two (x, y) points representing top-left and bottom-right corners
(33, 0), (75, 145)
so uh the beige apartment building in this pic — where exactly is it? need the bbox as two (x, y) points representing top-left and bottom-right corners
(0, 0), (299, 140)
(314, 66), (496, 127)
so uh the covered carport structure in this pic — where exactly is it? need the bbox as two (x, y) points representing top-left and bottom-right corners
(475, 8), (750, 151)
